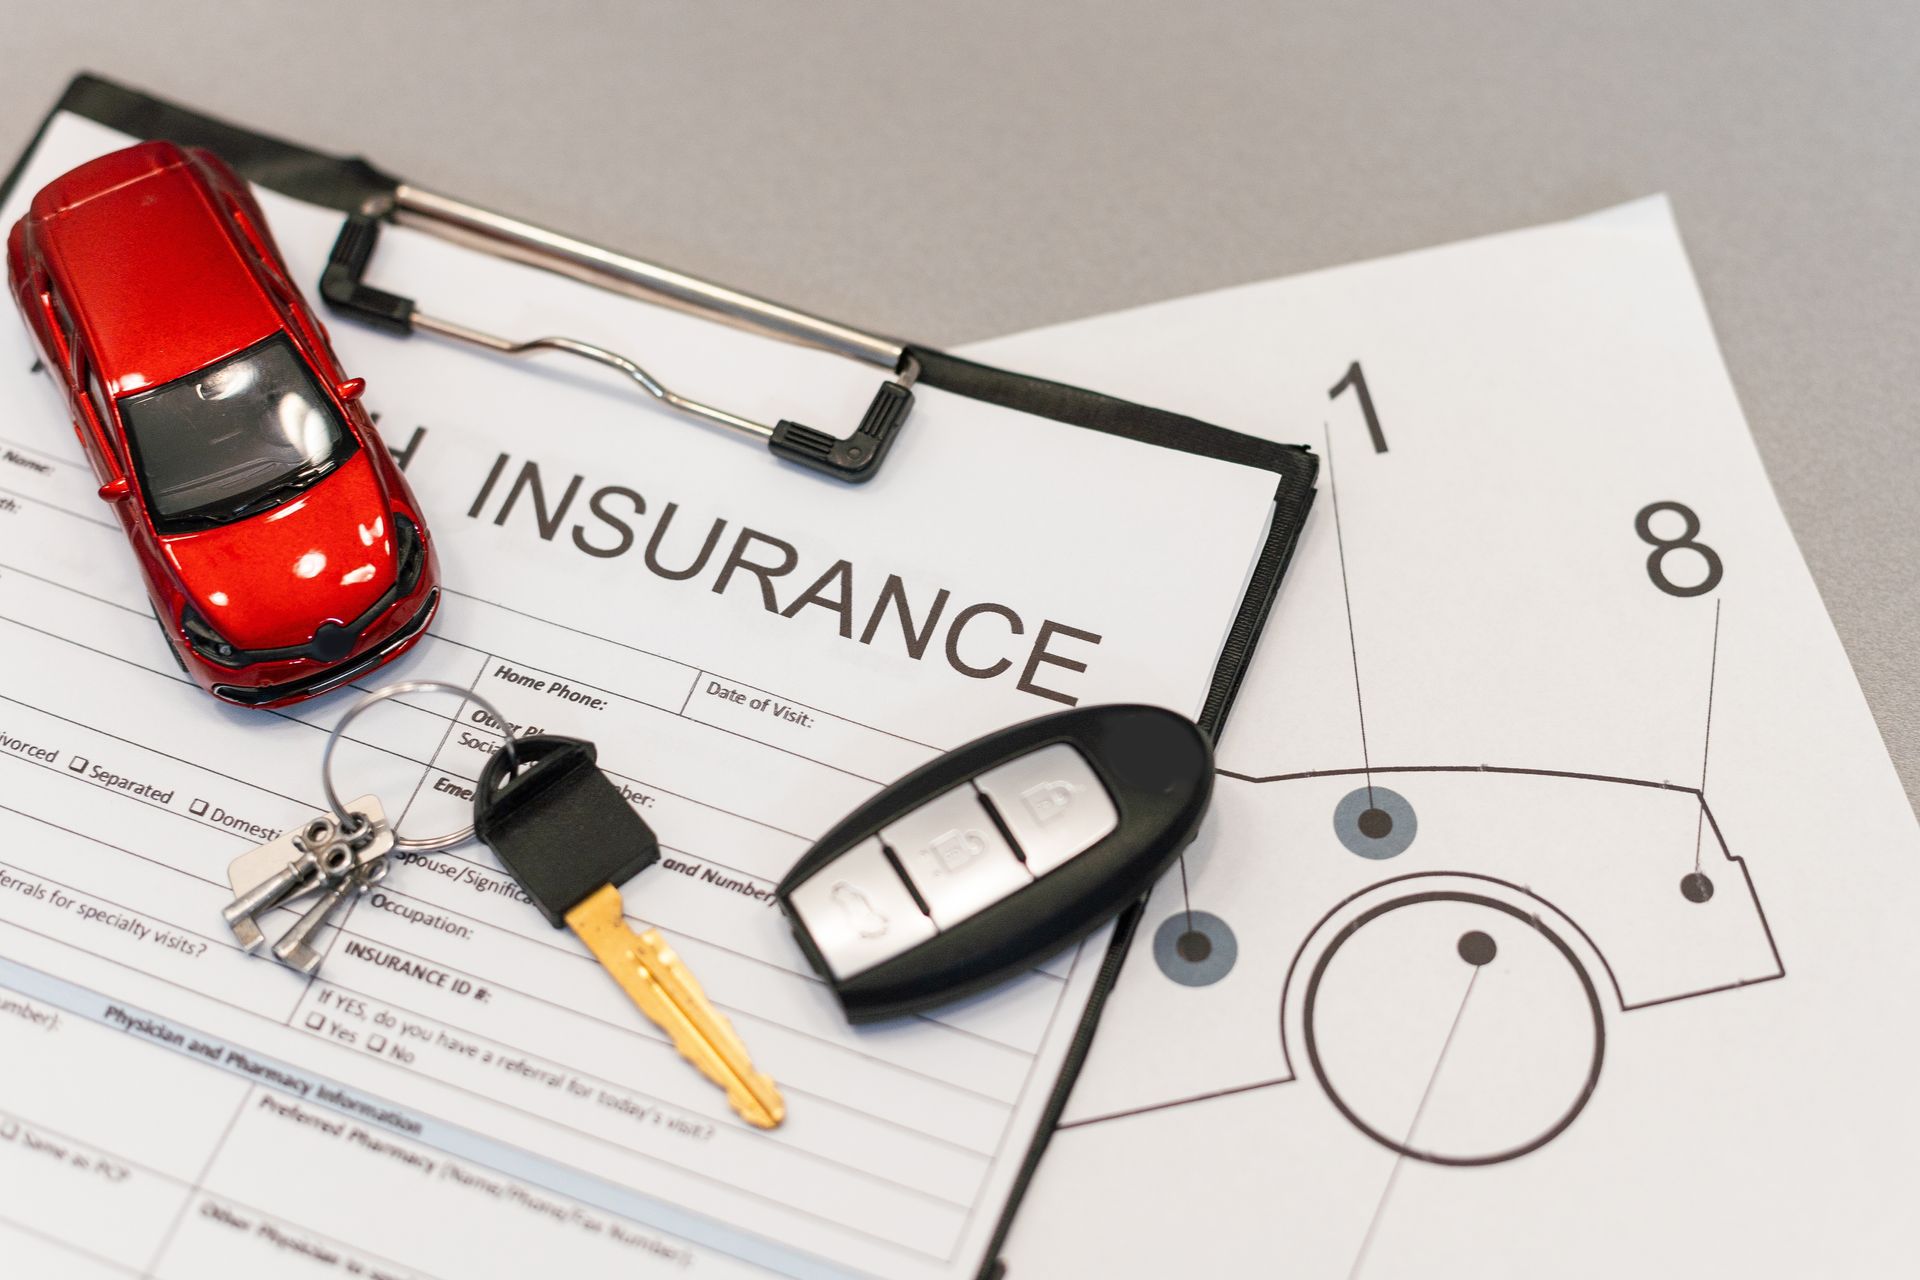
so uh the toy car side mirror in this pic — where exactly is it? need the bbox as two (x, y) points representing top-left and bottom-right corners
(97, 476), (130, 502)
(336, 377), (366, 402)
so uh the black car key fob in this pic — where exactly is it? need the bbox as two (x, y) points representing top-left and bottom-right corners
(774, 704), (1212, 1023)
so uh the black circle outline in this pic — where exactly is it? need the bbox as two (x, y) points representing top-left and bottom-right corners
(1301, 890), (1605, 1167)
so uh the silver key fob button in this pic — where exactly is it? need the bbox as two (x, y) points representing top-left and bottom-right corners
(883, 787), (1031, 927)
(974, 742), (1119, 874)
(785, 837), (937, 980)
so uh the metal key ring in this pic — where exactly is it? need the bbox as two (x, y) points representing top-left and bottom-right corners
(321, 680), (521, 853)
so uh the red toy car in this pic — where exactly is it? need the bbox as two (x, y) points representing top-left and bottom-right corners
(6, 141), (438, 707)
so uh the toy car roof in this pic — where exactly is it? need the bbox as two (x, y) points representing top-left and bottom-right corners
(29, 140), (283, 394)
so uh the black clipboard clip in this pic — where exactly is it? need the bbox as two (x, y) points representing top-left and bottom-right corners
(320, 192), (915, 483)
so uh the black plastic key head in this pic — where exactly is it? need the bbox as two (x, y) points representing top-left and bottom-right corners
(473, 735), (659, 927)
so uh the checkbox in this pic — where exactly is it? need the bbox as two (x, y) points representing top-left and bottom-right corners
(367, 1034), (386, 1054)
(68, 756), (87, 773)
(304, 1012), (325, 1031)
(189, 798), (209, 816)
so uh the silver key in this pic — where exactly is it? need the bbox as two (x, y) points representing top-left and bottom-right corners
(272, 858), (387, 975)
(222, 814), (341, 951)
(222, 796), (393, 953)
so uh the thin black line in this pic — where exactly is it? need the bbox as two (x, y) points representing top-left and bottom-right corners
(1056, 1076), (1295, 1129)
(306, 963), (989, 1205)
(388, 835), (1057, 1022)
(0, 742), (260, 842)
(149, 1186), (455, 1280)
(0, 612), (197, 689)
(1220, 761), (1698, 793)
(912, 1002), (1054, 1055)
(1065, 754), (1792, 1136)
(0, 930), (937, 1269)
(0, 481), (932, 765)
(1694, 600), (1722, 875)
(0, 557), (147, 615)
(1177, 855), (1194, 932)
(329, 892), (1026, 1110)
(0, 610), (443, 774)
(403, 837), (786, 909)
(142, 1085), (255, 1277)
(1322, 423), (1374, 803)
(945, 897), (1088, 1264)
(0, 853), (239, 958)
(0, 1105), (468, 1280)
(418, 716), (817, 844)
(618, 687), (888, 785)
(0, 431), (86, 467)
(0, 481), (117, 529)
(435, 587), (700, 677)
(0, 689), (319, 811)
(0, 803), (231, 894)
(440, 586), (942, 752)
(0, 1212), (139, 1276)
(0, 1099), (459, 1280)
(388, 645), (889, 790)
(1350, 967), (1479, 1279)
(0, 1103), (179, 1189)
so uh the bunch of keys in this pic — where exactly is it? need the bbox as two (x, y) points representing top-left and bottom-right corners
(221, 796), (395, 974)
(217, 680), (785, 1129)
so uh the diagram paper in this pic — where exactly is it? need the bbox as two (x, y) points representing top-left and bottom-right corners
(0, 113), (1283, 1280)
(997, 198), (1920, 1277)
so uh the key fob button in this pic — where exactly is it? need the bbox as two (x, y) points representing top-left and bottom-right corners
(882, 788), (1032, 927)
(974, 742), (1119, 875)
(786, 837), (936, 980)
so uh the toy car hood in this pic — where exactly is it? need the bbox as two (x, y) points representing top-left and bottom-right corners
(158, 450), (401, 650)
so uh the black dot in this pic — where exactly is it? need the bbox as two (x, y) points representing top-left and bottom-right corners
(1458, 930), (1497, 966)
(1356, 808), (1394, 839)
(1176, 930), (1213, 963)
(1680, 872), (1715, 903)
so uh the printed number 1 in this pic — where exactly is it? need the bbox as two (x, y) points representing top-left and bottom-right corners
(1329, 361), (1387, 453)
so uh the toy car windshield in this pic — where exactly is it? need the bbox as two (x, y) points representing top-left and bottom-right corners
(120, 333), (358, 532)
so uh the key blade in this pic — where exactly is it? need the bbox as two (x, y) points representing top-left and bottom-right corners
(222, 860), (320, 951)
(272, 875), (358, 976)
(565, 885), (786, 1129)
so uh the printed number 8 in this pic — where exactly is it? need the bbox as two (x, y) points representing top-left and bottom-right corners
(1635, 501), (1723, 597)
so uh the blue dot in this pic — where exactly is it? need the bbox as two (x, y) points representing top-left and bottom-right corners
(1154, 911), (1238, 986)
(1334, 785), (1417, 858)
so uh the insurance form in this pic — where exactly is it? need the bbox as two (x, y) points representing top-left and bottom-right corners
(0, 113), (1279, 1279)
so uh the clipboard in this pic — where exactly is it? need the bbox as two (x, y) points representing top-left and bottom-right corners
(2, 72), (1318, 1278)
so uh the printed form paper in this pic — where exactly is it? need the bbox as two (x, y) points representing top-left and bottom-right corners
(0, 114), (1281, 1280)
(995, 199), (1920, 1277)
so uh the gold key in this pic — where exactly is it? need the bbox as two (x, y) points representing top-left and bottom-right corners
(473, 733), (786, 1128)
(567, 886), (784, 1128)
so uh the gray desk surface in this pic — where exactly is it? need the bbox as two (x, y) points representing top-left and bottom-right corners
(6, 1), (1914, 807)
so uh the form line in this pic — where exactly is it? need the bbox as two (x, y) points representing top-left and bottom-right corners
(1322, 424), (1375, 803)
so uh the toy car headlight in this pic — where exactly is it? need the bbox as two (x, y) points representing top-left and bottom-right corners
(180, 605), (243, 667)
(394, 513), (425, 594)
